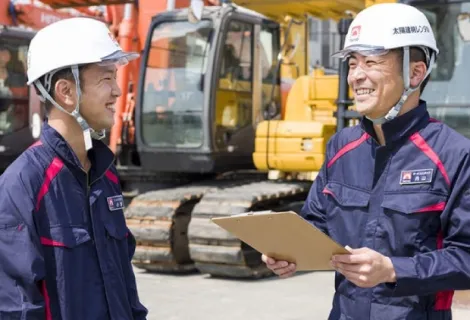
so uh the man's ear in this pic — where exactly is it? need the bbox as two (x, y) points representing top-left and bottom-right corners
(409, 61), (427, 88)
(53, 79), (76, 112)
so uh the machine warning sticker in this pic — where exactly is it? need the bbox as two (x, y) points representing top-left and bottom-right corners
(107, 195), (124, 211)
(400, 169), (433, 185)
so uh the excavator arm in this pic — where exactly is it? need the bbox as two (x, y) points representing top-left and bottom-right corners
(232, 0), (367, 20)
(0, 0), (104, 27)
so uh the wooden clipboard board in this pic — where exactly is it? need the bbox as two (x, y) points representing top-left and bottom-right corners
(211, 210), (350, 271)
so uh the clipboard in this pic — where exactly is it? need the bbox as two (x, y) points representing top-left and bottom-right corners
(211, 210), (350, 271)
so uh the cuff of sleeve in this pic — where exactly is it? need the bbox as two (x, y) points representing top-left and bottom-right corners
(387, 257), (418, 296)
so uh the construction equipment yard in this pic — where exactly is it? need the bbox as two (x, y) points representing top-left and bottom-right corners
(134, 268), (470, 320)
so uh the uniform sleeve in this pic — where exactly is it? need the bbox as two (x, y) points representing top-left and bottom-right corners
(124, 230), (148, 319)
(299, 152), (330, 235)
(389, 155), (470, 297)
(0, 175), (46, 318)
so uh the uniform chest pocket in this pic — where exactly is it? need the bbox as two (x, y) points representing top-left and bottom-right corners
(40, 226), (93, 277)
(103, 212), (129, 241)
(41, 226), (92, 248)
(101, 202), (129, 242)
(322, 182), (370, 248)
(323, 182), (370, 208)
(381, 192), (447, 215)
(381, 192), (447, 246)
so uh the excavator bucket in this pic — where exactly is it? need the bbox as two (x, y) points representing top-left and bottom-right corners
(38, 0), (134, 9)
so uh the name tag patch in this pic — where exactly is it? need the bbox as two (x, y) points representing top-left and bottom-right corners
(400, 169), (433, 185)
(107, 195), (124, 211)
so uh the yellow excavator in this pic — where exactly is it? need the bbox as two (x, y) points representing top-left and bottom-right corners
(124, 0), (394, 278)
(125, 0), (470, 280)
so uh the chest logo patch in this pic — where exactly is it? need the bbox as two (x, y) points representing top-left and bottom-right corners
(400, 169), (433, 185)
(107, 195), (124, 211)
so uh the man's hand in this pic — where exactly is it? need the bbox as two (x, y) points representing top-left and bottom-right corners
(261, 254), (297, 278)
(331, 246), (396, 288)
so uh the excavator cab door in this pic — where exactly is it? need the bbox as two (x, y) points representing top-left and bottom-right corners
(213, 18), (255, 156)
(212, 13), (281, 166)
(135, 7), (281, 174)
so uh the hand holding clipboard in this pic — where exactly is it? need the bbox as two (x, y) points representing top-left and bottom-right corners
(211, 210), (351, 273)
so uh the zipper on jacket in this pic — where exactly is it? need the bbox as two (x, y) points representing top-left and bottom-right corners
(84, 170), (94, 245)
(81, 159), (114, 242)
(84, 160), (116, 317)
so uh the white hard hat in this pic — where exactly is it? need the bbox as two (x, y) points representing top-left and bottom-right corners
(332, 3), (439, 59)
(27, 17), (139, 85)
(26, 17), (140, 150)
(332, 3), (439, 125)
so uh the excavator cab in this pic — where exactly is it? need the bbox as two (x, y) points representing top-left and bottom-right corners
(134, 5), (281, 175)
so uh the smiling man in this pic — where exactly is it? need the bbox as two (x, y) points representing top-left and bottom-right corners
(0, 18), (148, 319)
(262, 3), (470, 320)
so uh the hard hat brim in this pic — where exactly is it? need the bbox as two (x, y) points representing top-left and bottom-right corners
(99, 50), (140, 66)
(331, 45), (388, 59)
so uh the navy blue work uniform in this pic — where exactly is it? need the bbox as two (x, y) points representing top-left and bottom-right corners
(0, 123), (148, 319)
(301, 100), (470, 319)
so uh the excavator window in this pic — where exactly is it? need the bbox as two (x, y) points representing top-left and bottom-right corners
(259, 23), (281, 121)
(214, 19), (253, 146)
(0, 40), (29, 137)
(413, 2), (470, 138)
(141, 19), (213, 148)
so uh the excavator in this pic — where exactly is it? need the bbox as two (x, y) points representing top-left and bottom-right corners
(119, 0), (470, 280)
(3, 0), (470, 308)
(35, 0), (470, 282)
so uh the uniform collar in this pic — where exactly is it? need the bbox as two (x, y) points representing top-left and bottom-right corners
(41, 121), (115, 181)
(360, 99), (430, 145)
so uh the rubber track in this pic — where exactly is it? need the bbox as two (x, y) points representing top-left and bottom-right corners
(125, 184), (218, 273)
(187, 180), (312, 278)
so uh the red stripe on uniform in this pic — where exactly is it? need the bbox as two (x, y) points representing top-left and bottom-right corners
(40, 237), (66, 247)
(327, 133), (370, 168)
(322, 187), (335, 198)
(35, 157), (64, 211)
(435, 291), (454, 310)
(435, 230), (454, 310)
(416, 202), (446, 213)
(409, 133), (450, 186)
(40, 280), (53, 320)
(105, 169), (119, 185)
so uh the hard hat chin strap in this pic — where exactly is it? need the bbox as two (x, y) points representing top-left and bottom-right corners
(366, 46), (435, 125)
(34, 65), (106, 151)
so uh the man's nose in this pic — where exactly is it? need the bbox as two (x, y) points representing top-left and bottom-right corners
(349, 66), (367, 82)
(112, 80), (122, 97)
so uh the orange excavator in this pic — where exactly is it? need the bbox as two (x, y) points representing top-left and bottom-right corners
(0, 0), (209, 175)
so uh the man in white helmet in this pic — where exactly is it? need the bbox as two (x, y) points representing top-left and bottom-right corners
(262, 3), (470, 319)
(0, 17), (148, 319)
